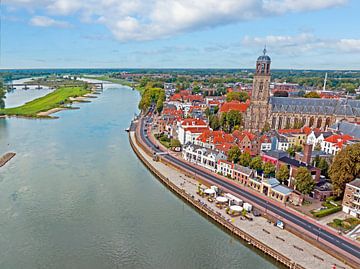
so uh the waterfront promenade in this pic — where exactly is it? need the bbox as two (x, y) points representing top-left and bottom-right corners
(129, 129), (350, 269)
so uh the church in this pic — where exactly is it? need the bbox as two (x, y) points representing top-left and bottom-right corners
(245, 49), (360, 132)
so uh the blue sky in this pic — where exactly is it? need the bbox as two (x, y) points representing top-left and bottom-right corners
(1, 0), (359, 69)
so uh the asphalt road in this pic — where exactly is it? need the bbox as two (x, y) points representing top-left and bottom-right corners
(139, 113), (360, 262)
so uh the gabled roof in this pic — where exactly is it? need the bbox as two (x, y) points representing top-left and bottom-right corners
(181, 118), (207, 127)
(219, 100), (249, 113)
(185, 127), (209, 133)
(233, 164), (254, 176)
(233, 130), (256, 142)
(324, 134), (353, 144)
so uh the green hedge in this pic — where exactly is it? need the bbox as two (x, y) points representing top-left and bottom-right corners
(311, 206), (342, 218)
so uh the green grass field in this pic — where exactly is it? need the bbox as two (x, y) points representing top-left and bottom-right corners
(0, 86), (90, 117)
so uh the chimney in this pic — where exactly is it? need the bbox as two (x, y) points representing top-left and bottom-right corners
(302, 144), (312, 165)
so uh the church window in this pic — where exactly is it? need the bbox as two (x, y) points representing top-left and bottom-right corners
(259, 82), (264, 93)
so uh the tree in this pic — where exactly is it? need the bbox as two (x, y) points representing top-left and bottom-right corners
(219, 110), (242, 133)
(170, 139), (181, 148)
(263, 162), (275, 177)
(276, 164), (290, 183)
(204, 107), (211, 118)
(317, 158), (329, 177)
(294, 167), (315, 195)
(304, 91), (320, 98)
(250, 156), (263, 171)
(226, 91), (249, 102)
(329, 143), (360, 196)
(262, 122), (270, 133)
(228, 146), (241, 163)
(239, 152), (251, 167)
(209, 115), (220, 130)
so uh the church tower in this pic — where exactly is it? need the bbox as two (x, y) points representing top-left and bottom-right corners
(245, 48), (271, 132)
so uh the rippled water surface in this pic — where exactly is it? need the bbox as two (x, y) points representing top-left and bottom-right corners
(0, 83), (280, 269)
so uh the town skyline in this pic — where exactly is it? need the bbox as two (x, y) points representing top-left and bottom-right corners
(1, 0), (360, 69)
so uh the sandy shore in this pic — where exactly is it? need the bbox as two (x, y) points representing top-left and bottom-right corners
(37, 107), (68, 117)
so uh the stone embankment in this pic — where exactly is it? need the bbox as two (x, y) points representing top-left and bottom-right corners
(0, 152), (16, 167)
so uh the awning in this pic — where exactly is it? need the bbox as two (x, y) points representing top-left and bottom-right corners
(230, 205), (243, 212)
(216, 196), (228, 203)
(204, 188), (216, 195)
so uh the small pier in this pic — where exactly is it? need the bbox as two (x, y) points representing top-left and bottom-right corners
(0, 152), (16, 167)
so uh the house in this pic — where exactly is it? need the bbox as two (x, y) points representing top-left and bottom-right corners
(182, 143), (227, 172)
(195, 130), (235, 150)
(177, 118), (209, 145)
(321, 134), (354, 155)
(278, 129), (308, 147)
(233, 164), (254, 185)
(217, 160), (234, 177)
(261, 150), (288, 166)
(313, 180), (334, 201)
(306, 131), (333, 147)
(248, 176), (293, 204)
(278, 156), (321, 186)
(232, 130), (257, 154)
(342, 178), (360, 218)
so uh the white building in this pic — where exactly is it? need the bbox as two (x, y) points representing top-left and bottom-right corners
(217, 160), (234, 177)
(177, 118), (208, 145)
(182, 143), (226, 172)
(307, 131), (332, 148)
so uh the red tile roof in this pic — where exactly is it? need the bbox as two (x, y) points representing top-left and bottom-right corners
(181, 118), (207, 127)
(232, 130), (256, 142)
(215, 142), (237, 154)
(196, 130), (235, 145)
(184, 127), (210, 133)
(219, 100), (249, 113)
(324, 134), (353, 144)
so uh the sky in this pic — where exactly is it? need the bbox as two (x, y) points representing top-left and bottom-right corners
(1, 0), (360, 70)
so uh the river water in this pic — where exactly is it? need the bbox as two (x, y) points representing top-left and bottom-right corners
(0, 83), (279, 269)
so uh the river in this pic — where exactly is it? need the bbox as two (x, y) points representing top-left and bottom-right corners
(0, 82), (280, 269)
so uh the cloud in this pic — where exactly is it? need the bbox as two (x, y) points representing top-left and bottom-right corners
(336, 39), (360, 53)
(241, 33), (360, 55)
(30, 16), (71, 28)
(4, 0), (348, 41)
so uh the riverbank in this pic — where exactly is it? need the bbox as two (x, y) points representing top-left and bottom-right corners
(83, 76), (144, 93)
(0, 86), (91, 118)
(129, 126), (351, 269)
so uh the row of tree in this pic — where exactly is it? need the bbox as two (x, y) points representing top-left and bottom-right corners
(227, 147), (276, 177)
(227, 145), (317, 195)
(138, 83), (165, 113)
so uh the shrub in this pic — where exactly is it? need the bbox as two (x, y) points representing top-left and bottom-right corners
(312, 206), (342, 218)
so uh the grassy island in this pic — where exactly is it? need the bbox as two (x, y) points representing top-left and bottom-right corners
(0, 86), (90, 118)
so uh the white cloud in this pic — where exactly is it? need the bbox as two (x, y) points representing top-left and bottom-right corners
(336, 39), (360, 53)
(4, 0), (348, 41)
(242, 33), (360, 56)
(30, 16), (71, 28)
